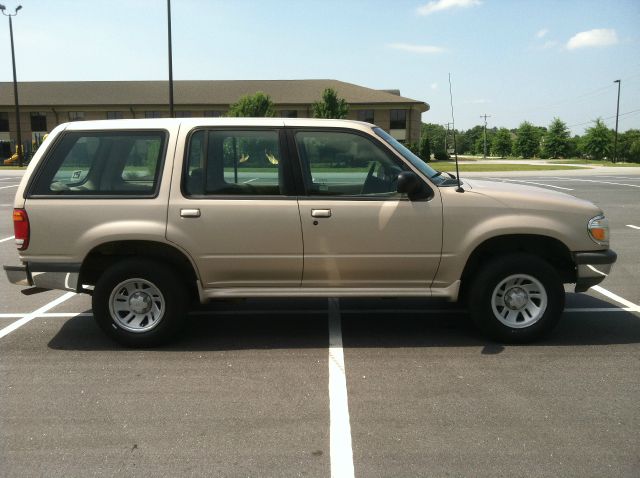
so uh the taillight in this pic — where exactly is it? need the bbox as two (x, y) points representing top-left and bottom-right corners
(13, 208), (30, 251)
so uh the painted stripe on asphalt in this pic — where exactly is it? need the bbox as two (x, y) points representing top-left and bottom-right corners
(0, 184), (19, 190)
(0, 306), (636, 319)
(0, 235), (15, 243)
(592, 286), (640, 311)
(328, 298), (355, 478)
(0, 292), (76, 339)
(626, 225), (640, 230)
(485, 177), (574, 191)
(552, 177), (640, 188)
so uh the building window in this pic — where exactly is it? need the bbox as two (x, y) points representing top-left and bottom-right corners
(68, 111), (85, 122)
(30, 112), (48, 132)
(357, 110), (374, 123)
(390, 110), (407, 129)
(106, 111), (124, 120)
(204, 110), (224, 117)
(279, 110), (298, 118)
(175, 111), (191, 118)
(0, 112), (9, 132)
(145, 111), (162, 118)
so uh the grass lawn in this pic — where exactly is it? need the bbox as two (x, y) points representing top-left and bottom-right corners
(0, 165), (28, 170)
(432, 162), (586, 172)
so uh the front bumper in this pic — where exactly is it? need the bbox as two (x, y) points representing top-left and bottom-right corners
(3, 263), (80, 292)
(573, 249), (617, 292)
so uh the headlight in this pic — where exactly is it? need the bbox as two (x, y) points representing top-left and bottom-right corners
(588, 215), (609, 245)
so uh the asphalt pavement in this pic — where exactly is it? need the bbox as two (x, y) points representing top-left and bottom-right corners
(1, 169), (639, 477)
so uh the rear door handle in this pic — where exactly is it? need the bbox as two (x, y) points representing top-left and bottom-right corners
(180, 208), (201, 218)
(311, 209), (331, 218)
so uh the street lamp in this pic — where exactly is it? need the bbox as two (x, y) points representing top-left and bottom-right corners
(613, 79), (621, 164)
(0, 3), (24, 167)
(167, 0), (174, 118)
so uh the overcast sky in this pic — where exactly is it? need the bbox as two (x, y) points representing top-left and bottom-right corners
(0, 0), (638, 134)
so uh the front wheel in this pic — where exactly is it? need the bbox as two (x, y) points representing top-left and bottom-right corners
(467, 253), (565, 343)
(92, 259), (188, 347)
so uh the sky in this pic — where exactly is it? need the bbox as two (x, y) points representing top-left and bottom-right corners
(0, 0), (638, 135)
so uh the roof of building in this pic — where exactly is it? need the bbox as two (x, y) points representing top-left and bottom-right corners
(0, 79), (429, 111)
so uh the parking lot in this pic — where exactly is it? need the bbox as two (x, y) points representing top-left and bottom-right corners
(1, 169), (639, 477)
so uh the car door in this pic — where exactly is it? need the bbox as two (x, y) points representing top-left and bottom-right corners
(166, 126), (303, 289)
(291, 128), (442, 290)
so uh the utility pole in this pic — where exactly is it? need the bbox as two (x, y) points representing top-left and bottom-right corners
(613, 79), (621, 164)
(480, 114), (491, 159)
(443, 122), (453, 155)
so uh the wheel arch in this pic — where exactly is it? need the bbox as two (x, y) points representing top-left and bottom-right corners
(79, 240), (200, 302)
(459, 234), (575, 301)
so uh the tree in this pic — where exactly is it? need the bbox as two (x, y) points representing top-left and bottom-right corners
(312, 88), (349, 119)
(514, 121), (541, 158)
(418, 134), (431, 161)
(491, 128), (513, 157)
(582, 118), (613, 160)
(422, 123), (448, 160)
(228, 91), (275, 117)
(542, 118), (571, 158)
(618, 129), (640, 163)
(459, 125), (484, 154)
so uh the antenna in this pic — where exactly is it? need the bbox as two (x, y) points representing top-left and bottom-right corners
(448, 73), (463, 192)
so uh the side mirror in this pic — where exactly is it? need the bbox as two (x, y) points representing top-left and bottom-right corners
(396, 171), (432, 201)
(397, 171), (420, 195)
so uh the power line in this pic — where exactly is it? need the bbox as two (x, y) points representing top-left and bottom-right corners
(567, 108), (640, 129)
(500, 70), (640, 117)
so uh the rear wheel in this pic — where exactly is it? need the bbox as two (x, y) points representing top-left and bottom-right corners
(92, 259), (187, 347)
(468, 253), (564, 343)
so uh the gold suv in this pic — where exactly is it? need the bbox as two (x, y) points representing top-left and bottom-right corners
(4, 118), (616, 346)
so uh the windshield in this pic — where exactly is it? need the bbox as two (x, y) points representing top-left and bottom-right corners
(373, 127), (447, 185)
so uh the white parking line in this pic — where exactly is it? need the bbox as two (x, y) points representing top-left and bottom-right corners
(626, 225), (640, 230)
(485, 177), (573, 191)
(328, 298), (355, 478)
(591, 286), (640, 311)
(0, 235), (15, 243)
(552, 177), (640, 188)
(0, 184), (19, 190)
(0, 292), (76, 339)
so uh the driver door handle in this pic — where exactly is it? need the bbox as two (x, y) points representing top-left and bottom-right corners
(311, 209), (331, 218)
(180, 208), (201, 218)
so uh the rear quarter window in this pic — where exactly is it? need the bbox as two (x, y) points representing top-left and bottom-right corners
(29, 130), (167, 197)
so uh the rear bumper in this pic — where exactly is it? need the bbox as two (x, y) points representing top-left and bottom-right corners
(3, 262), (80, 292)
(4, 265), (32, 286)
(573, 249), (617, 292)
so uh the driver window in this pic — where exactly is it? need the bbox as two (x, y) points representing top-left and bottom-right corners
(294, 131), (406, 197)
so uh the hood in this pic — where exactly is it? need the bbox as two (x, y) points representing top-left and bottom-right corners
(462, 179), (601, 216)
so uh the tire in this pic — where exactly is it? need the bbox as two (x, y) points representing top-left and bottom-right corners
(467, 253), (564, 343)
(92, 259), (188, 347)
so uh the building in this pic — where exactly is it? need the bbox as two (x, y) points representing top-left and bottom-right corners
(0, 79), (429, 156)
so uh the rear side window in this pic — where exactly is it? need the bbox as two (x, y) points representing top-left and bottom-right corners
(184, 129), (283, 196)
(30, 130), (166, 196)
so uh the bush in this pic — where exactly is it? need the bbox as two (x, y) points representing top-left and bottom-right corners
(433, 150), (450, 161)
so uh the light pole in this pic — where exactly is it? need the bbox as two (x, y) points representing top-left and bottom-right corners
(1, 3), (23, 166)
(613, 79), (621, 164)
(167, 0), (174, 118)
